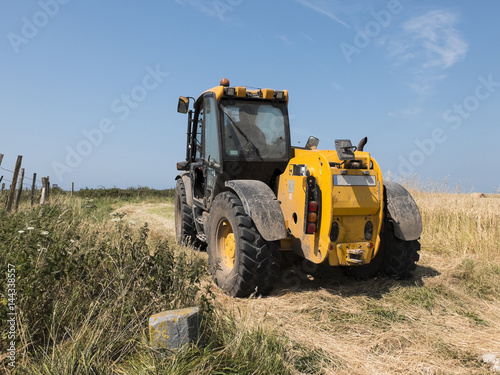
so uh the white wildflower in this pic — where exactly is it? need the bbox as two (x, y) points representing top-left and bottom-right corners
(41, 231), (49, 235)
(18, 230), (25, 234)
(27, 227), (34, 230)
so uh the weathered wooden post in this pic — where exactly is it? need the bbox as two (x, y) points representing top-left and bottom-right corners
(6, 155), (22, 212)
(31, 173), (37, 206)
(40, 177), (47, 205)
(13, 168), (24, 211)
(71, 182), (74, 196)
(45, 176), (50, 203)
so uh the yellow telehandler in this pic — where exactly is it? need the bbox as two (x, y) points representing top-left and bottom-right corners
(175, 79), (422, 297)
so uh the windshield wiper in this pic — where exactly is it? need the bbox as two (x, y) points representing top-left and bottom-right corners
(222, 108), (263, 160)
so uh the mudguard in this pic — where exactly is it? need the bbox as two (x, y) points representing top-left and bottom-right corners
(176, 173), (193, 207)
(384, 181), (422, 241)
(225, 180), (287, 242)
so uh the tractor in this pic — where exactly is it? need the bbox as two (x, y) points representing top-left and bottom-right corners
(175, 79), (422, 297)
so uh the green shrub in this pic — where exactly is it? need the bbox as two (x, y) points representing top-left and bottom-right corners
(0, 201), (207, 372)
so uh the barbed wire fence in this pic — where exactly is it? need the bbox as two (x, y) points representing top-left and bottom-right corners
(0, 153), (69, 212)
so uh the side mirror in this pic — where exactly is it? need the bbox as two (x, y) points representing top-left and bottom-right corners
(177, 97), (189, 114)
(305, 136), (319, 150)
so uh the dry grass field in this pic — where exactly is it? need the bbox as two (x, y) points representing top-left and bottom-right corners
(2, 187), (499, 374)
(120, 189), (500, 374)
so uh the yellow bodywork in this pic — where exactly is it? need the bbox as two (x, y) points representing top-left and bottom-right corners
(204, 85), (289, 103)
(277, 148), (384, 267)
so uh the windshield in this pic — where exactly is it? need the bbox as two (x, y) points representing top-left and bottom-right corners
(220, 100), (288, 160)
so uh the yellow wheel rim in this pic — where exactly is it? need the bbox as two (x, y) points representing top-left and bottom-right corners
(217, 220), (235, 269)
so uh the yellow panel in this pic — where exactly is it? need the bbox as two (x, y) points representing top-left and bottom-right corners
(277, 174), (307, 234)
(331, 185), (380, 216)
(261, 89), (274, 99)
(235, 86), (246, 98)
(203, 86), (225, 100)
(277, 149), (333, 264)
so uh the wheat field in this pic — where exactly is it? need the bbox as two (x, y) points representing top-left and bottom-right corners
(206, 190), (500, 374)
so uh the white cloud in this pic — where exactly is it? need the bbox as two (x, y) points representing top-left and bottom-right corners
(295, 0), (350, 29)
(394, 10), (468, 70)
(388, 9), (467, 93)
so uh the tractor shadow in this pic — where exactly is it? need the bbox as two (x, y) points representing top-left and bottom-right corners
(271, 259), (441, 299)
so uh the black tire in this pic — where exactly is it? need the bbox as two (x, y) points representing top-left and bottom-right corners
(175, 179), (196, 245)
(207, 191), (280, 297)
(379, 229), (420, 279)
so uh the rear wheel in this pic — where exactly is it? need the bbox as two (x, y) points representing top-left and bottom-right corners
(379, 229), (420, 279)
(175, 179), (196, 245)
(208, 192), (280, 297)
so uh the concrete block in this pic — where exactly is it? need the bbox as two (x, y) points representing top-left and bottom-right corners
(149, 307), (200, 349)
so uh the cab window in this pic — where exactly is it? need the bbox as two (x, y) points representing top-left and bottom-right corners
(203, 96), (220, 165)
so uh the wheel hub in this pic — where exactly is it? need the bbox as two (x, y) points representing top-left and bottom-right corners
(218, 220), (236, 269)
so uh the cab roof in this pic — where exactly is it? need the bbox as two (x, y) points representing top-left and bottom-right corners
(202, 79), (288, 103)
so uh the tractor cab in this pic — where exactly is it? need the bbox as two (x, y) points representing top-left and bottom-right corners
(177, 79), (291, 211)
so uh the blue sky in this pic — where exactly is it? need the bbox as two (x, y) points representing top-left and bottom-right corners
(1, 0), (499, 192)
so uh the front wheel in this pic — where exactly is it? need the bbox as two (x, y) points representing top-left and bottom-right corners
(207, 192), (280, 297)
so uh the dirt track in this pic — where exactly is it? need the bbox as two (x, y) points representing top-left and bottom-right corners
(115, 202), (176, 241)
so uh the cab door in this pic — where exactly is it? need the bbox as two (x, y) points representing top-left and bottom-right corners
(190, 93), (221, 209)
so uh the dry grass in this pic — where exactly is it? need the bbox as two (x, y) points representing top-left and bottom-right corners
(109, 190), (500, 374)
(115, 202), (176, 242)
(412, 190), (500, 258)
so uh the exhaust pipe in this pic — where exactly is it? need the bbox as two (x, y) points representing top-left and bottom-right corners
(357, 137), (368, 152)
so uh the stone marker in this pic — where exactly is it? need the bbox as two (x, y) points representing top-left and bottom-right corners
(149, 307), (200, 349)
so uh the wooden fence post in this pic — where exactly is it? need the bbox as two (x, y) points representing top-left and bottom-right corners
(1, 183), (4, 193)
(71, 182), (74, 196)
(0, 153), (4, 167)
(13, 168), (24, 211)
(40, 178), (46, 205)
(45, 176), (50, 203)
(6, 155), (22, 212)
(31, 173), (37, 206)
